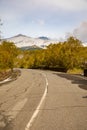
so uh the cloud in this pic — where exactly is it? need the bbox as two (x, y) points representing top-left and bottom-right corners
(65, 21), (87, 42)
(21, 0), (87, 11)
(1, 0), (87, 22)
(0, 0), (87, 38)
(73, 22), (87, 42)
(37, 19), (45, 26)
(37, 0), (87, 11)
(32, 19), (45, 26)
(1, 0), (87, 13)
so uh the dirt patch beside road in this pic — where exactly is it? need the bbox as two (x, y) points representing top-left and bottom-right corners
(0, 69), (21, 84)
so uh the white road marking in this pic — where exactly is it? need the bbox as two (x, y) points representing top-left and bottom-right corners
(25, 73), (48, 130)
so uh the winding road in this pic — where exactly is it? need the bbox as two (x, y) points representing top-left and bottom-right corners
(0, 69), (87, 130)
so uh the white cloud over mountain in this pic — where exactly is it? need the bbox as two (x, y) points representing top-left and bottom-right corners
(65, 21), (87, 43)
(73, 22), (87, 42)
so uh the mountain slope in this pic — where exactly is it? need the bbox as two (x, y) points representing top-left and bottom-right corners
(4, 34), (58, 49)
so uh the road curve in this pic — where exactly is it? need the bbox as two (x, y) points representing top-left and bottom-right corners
(0, 69), (87, 130)
(29, 71), (87, 130)
(0, 69), (46, 130)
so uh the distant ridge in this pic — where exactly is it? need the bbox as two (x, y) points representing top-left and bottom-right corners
(38, 36), (50, 40)
(6, 34), (31, 40)
(2, 34), (59, 49)
(1, 34), (87, 49)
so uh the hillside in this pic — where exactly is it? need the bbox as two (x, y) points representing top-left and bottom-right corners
(3, 34), (58, 49)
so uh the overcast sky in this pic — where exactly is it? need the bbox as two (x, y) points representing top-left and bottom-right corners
(0, 0), (87, 42)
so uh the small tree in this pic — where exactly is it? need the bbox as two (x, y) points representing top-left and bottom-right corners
(0, 41), (18, 71)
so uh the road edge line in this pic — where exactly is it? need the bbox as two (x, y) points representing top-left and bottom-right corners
(25, 73), (48, 130)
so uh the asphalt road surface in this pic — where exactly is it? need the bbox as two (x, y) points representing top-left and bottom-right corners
(0, 69), (87, 130)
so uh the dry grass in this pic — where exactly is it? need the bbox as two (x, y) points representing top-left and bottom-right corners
(67, 68), (83, 74)
(0, 69), (21, 81)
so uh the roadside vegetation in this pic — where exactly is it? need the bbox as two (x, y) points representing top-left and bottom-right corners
(16, 36), (87, 74)
(0, 41), (20, 81)
(0, 36), (87, 80)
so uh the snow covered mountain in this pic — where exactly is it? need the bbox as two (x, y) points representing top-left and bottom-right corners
(4, 34), (58, 49)
(1, 34), (87, 49)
